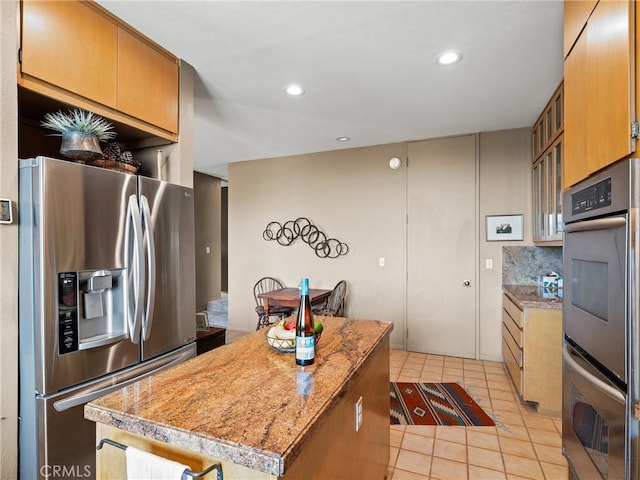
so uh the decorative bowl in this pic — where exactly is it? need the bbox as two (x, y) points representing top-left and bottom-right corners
(266, 331), (321, 353)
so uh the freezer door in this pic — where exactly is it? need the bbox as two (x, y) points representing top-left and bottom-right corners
(138, 177), (196, 360)
(19, 344), (196, 480)
(18, 157), (140, 395)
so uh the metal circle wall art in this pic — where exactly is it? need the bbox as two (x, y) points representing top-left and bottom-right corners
(263, 217), (349, 258)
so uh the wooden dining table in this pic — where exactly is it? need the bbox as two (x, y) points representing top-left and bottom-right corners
(258, 287), (332, 316)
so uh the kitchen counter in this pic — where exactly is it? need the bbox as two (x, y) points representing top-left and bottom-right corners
(501, 285), (563, 413)
(85, 316), (393, 478)
(503, 284), (563, 310)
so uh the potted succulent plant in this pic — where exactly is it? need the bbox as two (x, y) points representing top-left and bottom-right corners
(41, 108), (117, 162)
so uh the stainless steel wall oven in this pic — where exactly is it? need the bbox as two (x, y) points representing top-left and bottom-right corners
(563, 159), (640, 480)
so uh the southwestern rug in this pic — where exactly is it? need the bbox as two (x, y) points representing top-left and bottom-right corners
(390, 382), (495, 426)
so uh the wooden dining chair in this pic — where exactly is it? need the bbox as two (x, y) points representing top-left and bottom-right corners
(312, 280), (347, 317)
(253, 276), (295, 330)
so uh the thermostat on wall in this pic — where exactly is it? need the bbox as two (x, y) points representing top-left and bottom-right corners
(0, 199), (13, 224)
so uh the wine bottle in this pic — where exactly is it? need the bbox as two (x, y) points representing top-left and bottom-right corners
(295, 277), (315, 366)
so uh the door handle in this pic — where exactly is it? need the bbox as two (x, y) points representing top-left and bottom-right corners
(463, 280), (471, 287)
(563, 344), (625, 404)
(125, 194), (144, 344)
(53, 348), (194, 412)
(564, 215), (626, 233)
(140, 195), (156, 341)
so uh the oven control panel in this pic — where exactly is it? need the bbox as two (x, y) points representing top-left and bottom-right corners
(571, 177), (612, 215)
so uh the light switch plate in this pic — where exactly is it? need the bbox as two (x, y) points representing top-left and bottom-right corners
(0, 199), (12, 224)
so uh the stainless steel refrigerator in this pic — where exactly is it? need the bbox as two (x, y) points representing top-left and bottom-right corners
(18, 156), (197, 479)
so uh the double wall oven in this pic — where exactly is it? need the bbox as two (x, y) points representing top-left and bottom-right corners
(563, 159), (640, 480)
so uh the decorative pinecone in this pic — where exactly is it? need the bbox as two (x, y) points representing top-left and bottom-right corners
(102, 142), (122, 162)
(102, 142), (140, 168)
(119, 150), (141, 168)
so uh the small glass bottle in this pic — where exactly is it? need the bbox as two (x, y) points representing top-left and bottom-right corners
(295, 277), (315, 366)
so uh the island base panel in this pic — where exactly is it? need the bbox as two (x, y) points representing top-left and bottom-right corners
(284, 336), (390, 479)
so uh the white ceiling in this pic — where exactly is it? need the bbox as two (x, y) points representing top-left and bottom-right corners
(97, 1), (564, 180)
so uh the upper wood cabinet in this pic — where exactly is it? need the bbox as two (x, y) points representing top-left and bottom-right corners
(21, 1), (118, 109)
(532, 82), (563, 244)
(532, 82), (563, 161)
(117, 29), (178, 134)
(564, 29), (588, 189)
(564, 0), (598, 58)
(563, 0), (636, 188)
(20, 0), (179, 140)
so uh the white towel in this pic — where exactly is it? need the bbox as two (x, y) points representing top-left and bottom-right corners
(125, 446), (188, 480)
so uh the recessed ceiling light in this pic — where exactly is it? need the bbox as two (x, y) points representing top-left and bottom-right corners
(285, 84), (305, 96)
(336, 136), (350, 142)
(436, 50), (463, 66)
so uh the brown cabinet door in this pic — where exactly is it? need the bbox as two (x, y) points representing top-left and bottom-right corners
(117, 29), (179, 134)
(564, 0), (598, 58)
(564, 0), (635, 188)
(564, 28), (588, 188)
(21, 0), (117, 108)
(586, 0), (635, 175)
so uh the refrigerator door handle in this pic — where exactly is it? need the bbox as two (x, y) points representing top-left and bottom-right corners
(52, 348), (194, 412)
(141, 195), (157, 341)
(125, 194), (145, 344)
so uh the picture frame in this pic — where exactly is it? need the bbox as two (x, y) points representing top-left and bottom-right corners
(195, 312), (210, 332)
(485, 214), (524, 241)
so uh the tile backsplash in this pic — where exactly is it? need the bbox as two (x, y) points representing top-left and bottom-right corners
(502, 246), (563, 285)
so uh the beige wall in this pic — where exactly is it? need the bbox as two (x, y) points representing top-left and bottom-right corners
(228, 128), (533, 358)
(478, 129), (533, 360)
(194, 172), (222, 310)
(1, 1), (19, 477)
(228, 143), (407, 343)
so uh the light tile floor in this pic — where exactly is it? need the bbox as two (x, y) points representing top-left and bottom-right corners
(389, 350), (568, 480)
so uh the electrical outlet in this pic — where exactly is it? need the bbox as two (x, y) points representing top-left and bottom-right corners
(378, 257), (385, 267)
(485, 258), (493, 270)
(355, 396), (363, 431)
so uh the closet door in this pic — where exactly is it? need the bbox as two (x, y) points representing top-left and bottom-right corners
(407, 135), (477, 358)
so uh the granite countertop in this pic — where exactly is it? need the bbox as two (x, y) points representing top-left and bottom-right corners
(503, 284), (563, 310)
(84, 316), (393, 477)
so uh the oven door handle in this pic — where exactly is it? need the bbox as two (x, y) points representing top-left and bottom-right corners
(563, 344), (625, 404)
(564, 216), (626, 233)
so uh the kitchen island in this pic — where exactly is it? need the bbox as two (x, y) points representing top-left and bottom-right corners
(85, 316), (393, 479)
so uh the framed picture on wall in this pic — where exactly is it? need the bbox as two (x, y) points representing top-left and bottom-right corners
(486, 214), (524, 241)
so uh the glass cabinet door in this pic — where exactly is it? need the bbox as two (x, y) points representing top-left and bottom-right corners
(533, 159), (545, 240)
(532, 137), (563, 242)
(554, 141), (563, 236)
(545, 149), (553, 238)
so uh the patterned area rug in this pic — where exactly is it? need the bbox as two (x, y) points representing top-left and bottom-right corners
(390, 382), (495, 426)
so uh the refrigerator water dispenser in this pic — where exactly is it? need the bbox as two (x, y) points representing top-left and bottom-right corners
(58, 269), (128, 354)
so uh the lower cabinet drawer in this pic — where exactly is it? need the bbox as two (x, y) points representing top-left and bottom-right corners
(502, 337), (522, 395)
(502, 309), (523, 347)
(502, 323), (522, 367)
(503, 294), (523, 328)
